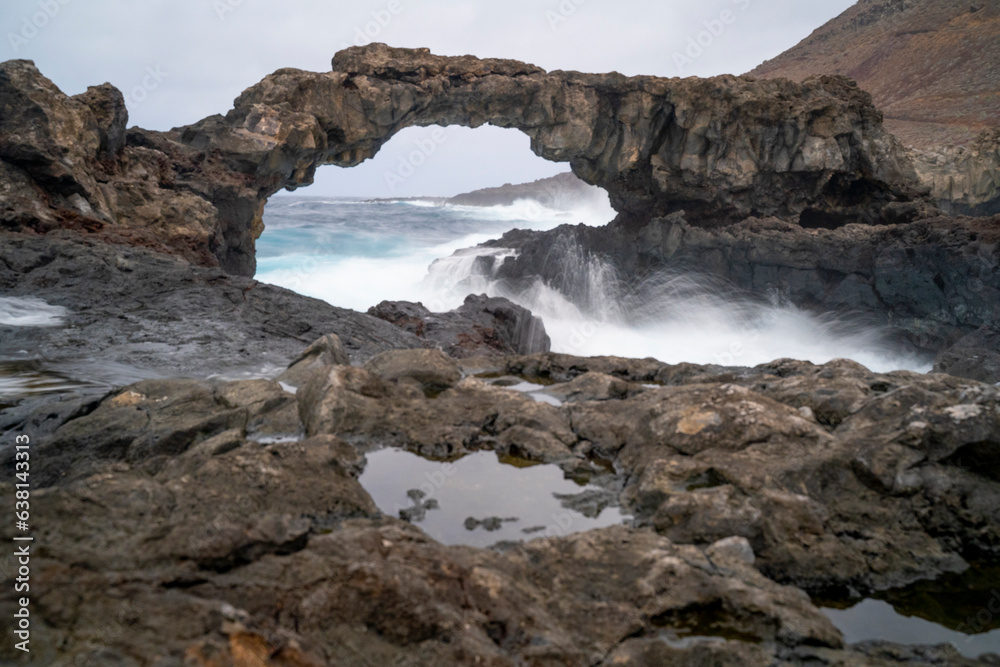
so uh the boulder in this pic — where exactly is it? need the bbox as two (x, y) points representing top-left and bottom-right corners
(363, 348), (462, 394)
(934, 326), (1000, 384)
(4, 348), (1000, 663)
(368, 294), (551, 358)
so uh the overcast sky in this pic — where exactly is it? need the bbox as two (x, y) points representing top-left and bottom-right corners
(2, 0), (855, 197)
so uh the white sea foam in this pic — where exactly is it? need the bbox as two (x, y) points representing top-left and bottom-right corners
(394, 191), (616, 229)
(258, 197), (931, 374)
(413, 243), (930, 373)
(0, 297), (68, 327)
(447, 196), (616, 229)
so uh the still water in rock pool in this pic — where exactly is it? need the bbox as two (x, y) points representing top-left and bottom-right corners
(820, 564), (1000, 658)
(358, 448), (628, 549)
(823, 599), (1000, 659)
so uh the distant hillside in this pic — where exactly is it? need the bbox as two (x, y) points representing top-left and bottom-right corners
(748, 0), (1000, 149)
(447, 172), (597, 208)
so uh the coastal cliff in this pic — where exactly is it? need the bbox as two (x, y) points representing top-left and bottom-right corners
(2, 44), (938, 277)
(2, 36), (1000, 665)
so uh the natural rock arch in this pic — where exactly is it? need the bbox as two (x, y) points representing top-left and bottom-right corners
(2, 44), (927, 276)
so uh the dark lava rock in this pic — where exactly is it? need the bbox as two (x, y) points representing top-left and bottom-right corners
(0, 46), (944, 276)
(0, 235), (421, 374)
(369, 294), (550, 358)
(486, 212), (1000, 361)
(934, 326), (1000, 384)
(0, 236), (423, 443)
(2, 341), (998, 664)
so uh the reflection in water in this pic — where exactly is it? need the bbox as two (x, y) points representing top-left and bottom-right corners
(873, 563), (1000, 634)
(823, 585), (1000, 659)
(359, 448), (628, 549)
(503, 380), (563, 406)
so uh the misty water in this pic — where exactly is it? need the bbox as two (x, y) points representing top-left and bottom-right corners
(257, 195), (931, 373)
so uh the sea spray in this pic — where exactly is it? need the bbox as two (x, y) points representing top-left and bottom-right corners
(418, 237), (930, 373)
(0, 297), (67, 327)
(257, 197), (932, 373)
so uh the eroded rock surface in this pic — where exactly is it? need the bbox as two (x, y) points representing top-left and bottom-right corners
(485, 212), (1000, 367)
(2, 44), (935, 276)
(0, 235), (423, 440)
(369, 294), (550, 358)
(2, 339), (998, 664)
(911, 129), (1000, 216)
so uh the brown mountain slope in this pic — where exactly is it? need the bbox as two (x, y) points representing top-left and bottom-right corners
(748, 0), (1000, 149)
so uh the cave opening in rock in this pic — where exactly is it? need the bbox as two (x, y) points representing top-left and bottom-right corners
(255, 123), (616, 315)
(253, 122), (933, 375)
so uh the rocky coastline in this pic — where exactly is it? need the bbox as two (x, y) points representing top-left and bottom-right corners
(1, 42), (999, 665)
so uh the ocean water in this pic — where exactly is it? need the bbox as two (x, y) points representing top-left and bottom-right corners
(0, 296), (67, 327)
(256, 196), (931, 373)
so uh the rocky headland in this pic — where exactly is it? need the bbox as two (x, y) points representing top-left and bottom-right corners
(749, 0), (1000, 215)
(445, 172), (601, 209)
(1, 33), (999, 666)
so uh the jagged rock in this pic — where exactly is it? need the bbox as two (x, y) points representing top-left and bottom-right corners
(0, 236), (424, 441)
(2, 45), (938, 276)
(467, 352), (1000, 593)
(486, 212), (1000, 358)
(363, 348), (462, 394)
(933, 326), (1000, 384)
(277, 333), (351, 389)
(73, 83), (128, 162)
(2, 48), (993, 375)
(369, 294), (550, 358)
(911, 129), (1000, 216)
(748, 0), (1000, 217)
(3, 346), (999, 663)
(297, 365), (390, 437)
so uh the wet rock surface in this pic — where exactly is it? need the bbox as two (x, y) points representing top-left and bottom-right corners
(368, 294), (551, 358)
(486, 212), (1000, 371)
(0, 235), (424, 441)
(934, 325), (1000, 384)
(2, 340), (998, 664)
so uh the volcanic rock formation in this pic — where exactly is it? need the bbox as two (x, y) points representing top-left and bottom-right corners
(3, 39), (1000, 664)
(481, 211), (1000, 367)
(2, 340), (997, 664)
(368, 294), (551, 358)
(2, 44), (938, 277)
(748, 0), (1000, 215)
